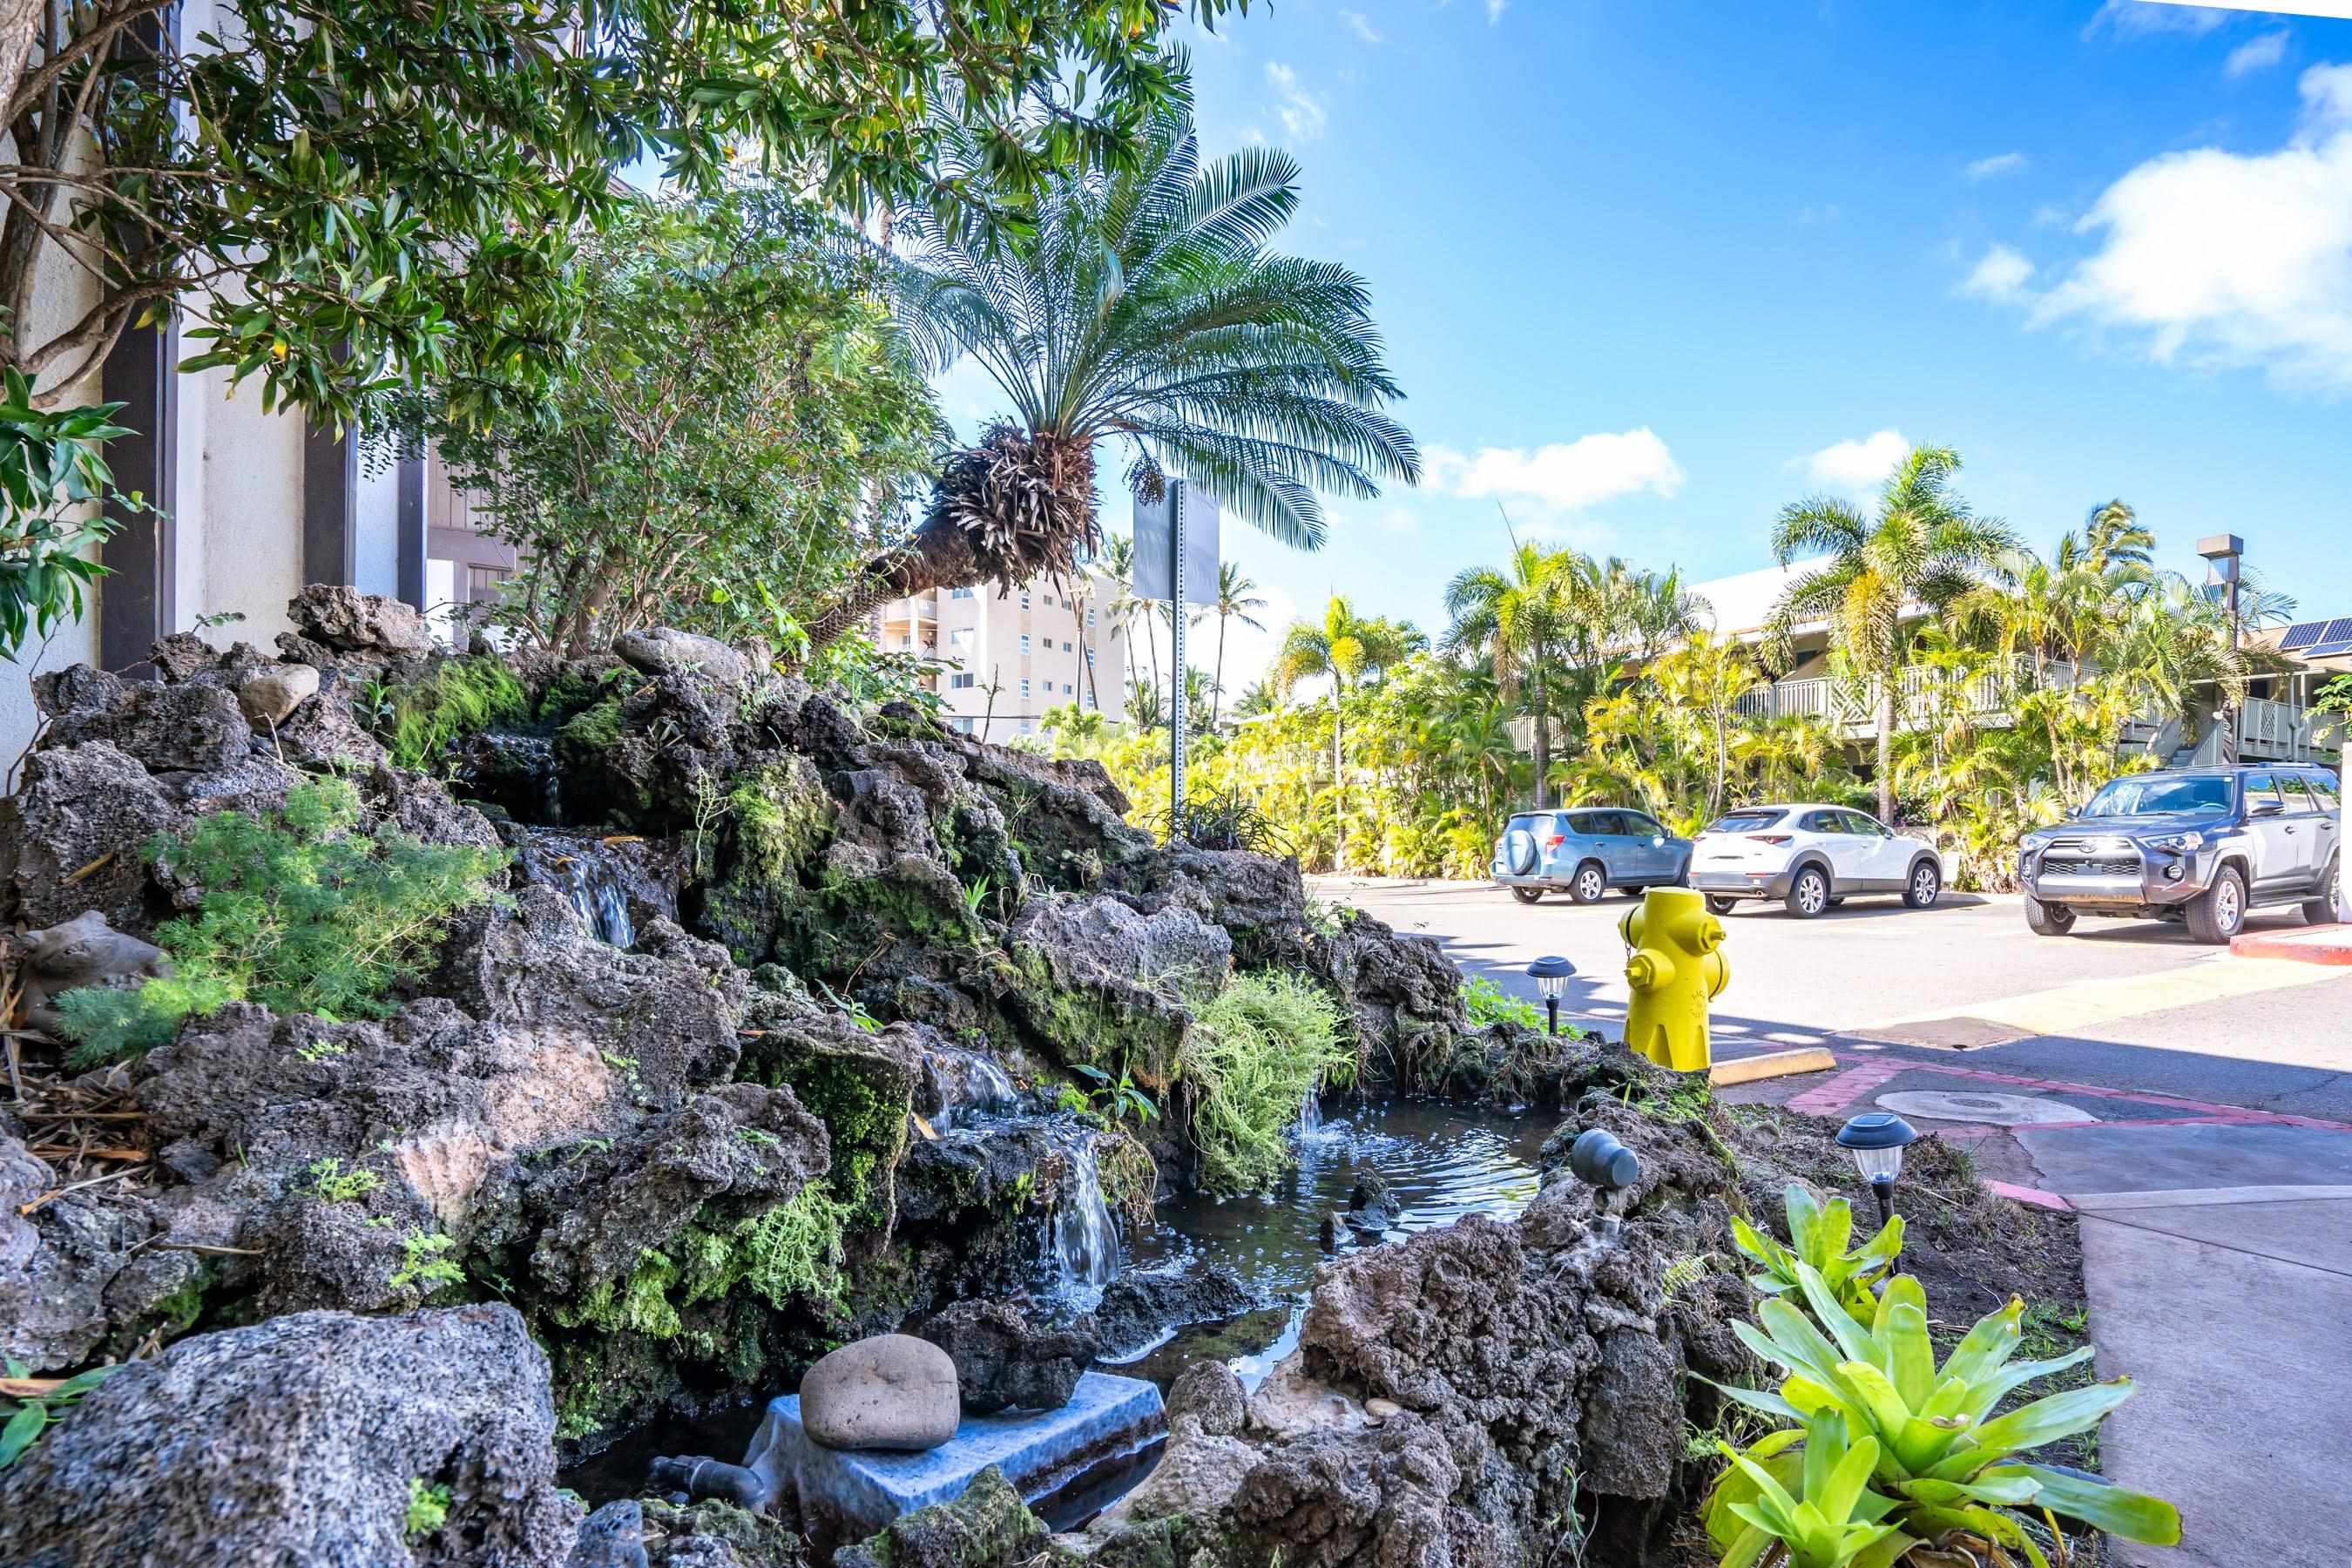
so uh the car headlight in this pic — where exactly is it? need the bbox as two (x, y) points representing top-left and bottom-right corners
(2145, 831), (2203, 855)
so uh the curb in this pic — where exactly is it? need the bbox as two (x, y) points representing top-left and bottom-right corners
(2230, 923), (2352, 966)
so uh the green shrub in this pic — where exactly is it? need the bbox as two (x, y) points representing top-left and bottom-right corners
(404, 1477), (452, 1540)
(51, 779), (506, 1065)
(1180, 971), (1354, 1195)
(1732, 1183), (1904, 1321)
(371, 657), (531, 772)
(735, 1180), (852, 1312)
(1461, 975), (1544, 1031)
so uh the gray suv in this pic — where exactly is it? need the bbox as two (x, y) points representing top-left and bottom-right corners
(2018, 764), (2342, 944)
(1491, 807), (1693, 905)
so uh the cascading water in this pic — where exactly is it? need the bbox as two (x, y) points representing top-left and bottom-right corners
(1042, 1123), (1119, 1294)
(926, 1047), (1020, 1128)
(517, 828), (664, 948)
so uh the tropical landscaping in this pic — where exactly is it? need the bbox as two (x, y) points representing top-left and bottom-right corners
(0, 3), (2325, 1567)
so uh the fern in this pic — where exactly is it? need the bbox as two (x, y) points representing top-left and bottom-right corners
(1181, 971), (1353, 1195)
(51, 778), (505, 1066)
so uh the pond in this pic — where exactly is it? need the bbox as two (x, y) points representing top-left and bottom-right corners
(560, 1097), (1552, 1510)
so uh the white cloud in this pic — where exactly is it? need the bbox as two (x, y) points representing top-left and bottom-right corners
(2084, 1), (2231, 40)
(1264, 62), (1328, 143)
(2031, 202), (2071, 227)
(1960, 243), (2036, 301)
(1485, 0), (1507, 22)
(2226, 30), (2289, 78)
(1426, 428), (1685, 511)
(1964, 152), (2028, 181)
(1340, 9), (1382, 44)
(1802, 429), (1910, 500)
(1996, 63), (2352, 389)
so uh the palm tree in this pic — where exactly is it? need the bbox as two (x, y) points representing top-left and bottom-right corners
(1271, 595), (1423, 872)
(1767, 443), (2017, 822)
(1230, 679), (1278, 720)
(1098, 533), (1149, 696)
(1443, 543), (1573, 808)
(1197, 562), (1268, 727)
(803, 112), (1418, 652)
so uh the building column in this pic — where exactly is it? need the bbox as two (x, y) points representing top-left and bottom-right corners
(302, 418), (359, 588)
(97, 316), (178, 677)
(396, 455), (427, 611)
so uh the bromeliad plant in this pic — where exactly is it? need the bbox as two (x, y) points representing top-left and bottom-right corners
(1713, 1409), (1907, 1568)
(1706, 1262), (2180, 1568)
(1734, 1183), (1905, 1321)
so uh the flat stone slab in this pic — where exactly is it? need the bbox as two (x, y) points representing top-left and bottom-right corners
(1875, 1089), (2097, 1126)
(748, 1369), (1164, 1541)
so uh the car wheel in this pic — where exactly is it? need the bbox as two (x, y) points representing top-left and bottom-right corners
(1785, 865), (1829, 919)
(1511, 887), (1544, 905)
(1903, 859), (1942, 909)
(2024, 896), (2077, 936)
(1705, 895), (1739, 916)
(2185, 863), (2247, 945)
(2302, 855), (2341, 926)
(1569, 861), (1607, 905)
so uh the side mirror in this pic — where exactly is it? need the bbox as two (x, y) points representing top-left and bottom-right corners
(1651, 835), (1666, 847)
(2251, 799), (2283, 818)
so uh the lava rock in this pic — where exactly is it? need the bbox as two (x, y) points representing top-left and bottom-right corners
(1003, 896), (1231, 1085)
(0, 1304), (580, 1567)
(44, 680), (252, 774)
(615, 627), (749, 690)
(800, 1335), (961, 1452)
(236, 662), (321, 727)
(834, 1466), (1051, 1568)
(1348, 1172), (1402, 1227)
(1166, 1362), (1247, 1438)
(287, 583), (436, 656)
(916, 1299), (1098, 1415)
(1083, 1267), (1257, 1357)
(0, 742), (178, 932)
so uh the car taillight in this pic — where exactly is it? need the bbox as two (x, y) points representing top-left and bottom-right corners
(1544, 835), (1565, 850)
(1747, 834), (1792, 846)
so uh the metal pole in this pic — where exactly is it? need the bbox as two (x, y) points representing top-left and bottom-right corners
(1169, 483), (1187, 823)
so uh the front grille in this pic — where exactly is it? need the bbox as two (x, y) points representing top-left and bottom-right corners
(2043, 855), (2139, 877)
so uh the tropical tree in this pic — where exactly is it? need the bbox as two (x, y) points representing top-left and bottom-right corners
(1271, 597), (1423, 872)
(1443, 542), (1573, 808)
(1098, 533), (1145, 694)
(1199, 562), (1269, 727)
(1767, 444), (2018, 821)
(805, 112), (1419, 651)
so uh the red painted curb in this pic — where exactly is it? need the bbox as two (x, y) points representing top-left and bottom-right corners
(2229, 923), (2352, 965)
(1985, 1179), (2072, 1213)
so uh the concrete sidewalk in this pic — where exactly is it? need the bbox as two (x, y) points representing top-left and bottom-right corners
(1713, 1045), (2352, 1567)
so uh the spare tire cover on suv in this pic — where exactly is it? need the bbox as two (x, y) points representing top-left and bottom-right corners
(1504, 826), (1538, 875)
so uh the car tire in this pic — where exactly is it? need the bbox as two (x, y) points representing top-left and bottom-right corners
(1619, 884), (1646, 898)
(1903, 858), (1943, 909)
(1785, 865), (1830, 919)
(1568, 861), (1608, 905)
(2024, 896), (2076, 936)
(2185, 863), (2247, 946)
(1705, 895), (1739, 916)
(2302, 855), (2341, 926)
(1511, 887), (1544, 905)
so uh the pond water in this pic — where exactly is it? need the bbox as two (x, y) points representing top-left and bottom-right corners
(560, 1097), (1551, 1509)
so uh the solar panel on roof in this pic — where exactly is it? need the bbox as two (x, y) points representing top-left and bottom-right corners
(2328, 618), (2352, 644)
(2308, 640), (2352, 659)
(2281, 621), (2328, 651)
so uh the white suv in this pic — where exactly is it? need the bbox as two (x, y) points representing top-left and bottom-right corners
(1688, 804), (1945, 918)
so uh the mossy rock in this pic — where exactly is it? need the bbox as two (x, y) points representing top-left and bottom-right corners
(377, 655), (531, 771)
(835, 1466), (1076, 1568)
(700, 756), (837, 965)
(741, 1030), (916, 1235)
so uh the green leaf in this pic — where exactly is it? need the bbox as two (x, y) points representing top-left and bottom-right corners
(2001, 1463), (2181, 1544)
(0, 1402), (45, 1469)
(1961, 1377), (2139, 1463)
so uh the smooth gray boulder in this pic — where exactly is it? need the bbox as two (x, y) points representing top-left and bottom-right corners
(800, 1334), (961, 1451)
(0, 1303), (580, 1567)
(615, 627), (749, 689)
(237, 662), (321, 727)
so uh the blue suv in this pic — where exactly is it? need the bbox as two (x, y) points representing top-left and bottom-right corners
(1491, 808), (1694, 905)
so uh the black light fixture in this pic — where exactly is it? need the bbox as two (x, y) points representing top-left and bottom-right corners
(1525, 955), (1576, 1037)
(1567, 1127), (1642, 1240)
(1836, 1112), (1920, 1226)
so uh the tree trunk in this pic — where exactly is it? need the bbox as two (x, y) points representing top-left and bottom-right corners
(0, 0), (42, 135)
(1531, 678), (1549, 810)
(1212, 612), (1227, 730)
(1876, 678), (1896, 824)
(801, 507), (983, 657)
(1332, 689), (1347, 874)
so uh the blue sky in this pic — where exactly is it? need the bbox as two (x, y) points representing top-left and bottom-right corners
(929, 0), (2352, 689)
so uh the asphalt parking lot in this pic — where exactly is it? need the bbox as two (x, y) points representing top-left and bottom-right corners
(1311, 875), (2352, 1121)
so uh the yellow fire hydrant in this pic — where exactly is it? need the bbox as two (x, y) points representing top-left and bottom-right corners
(1619, 887), (1729, 1072)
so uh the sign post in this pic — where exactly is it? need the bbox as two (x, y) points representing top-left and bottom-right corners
(1132, 480), (1220, 830)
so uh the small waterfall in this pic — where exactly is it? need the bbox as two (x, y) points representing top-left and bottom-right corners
(1043, 1123), (1119, 1292)
(926, 1048), (1019, 1128)
(519, 828), (659, 948)
(1296, 1090), (1323, 1138)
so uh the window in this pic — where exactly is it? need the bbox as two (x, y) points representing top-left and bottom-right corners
(1582, 811), (1628, 836)
(1841, 811), (1889, 836)
(1625, 814), (1666, 839)
(1020, 678), (1031, 700)
(2244, 773), (2283, 813)
(1799, 811), (1843, 833)
(1018, 719), (1033, 733)
(951, 716), (977, 734)
(2083, 774), (2232, 816)
(1019, 634), (1031, 656)
(1063, 682), (1073, 695)
(1083, 689), (1097, 709)
(1085, 648), (1096, 668)
(465, 564), (511, 601)
(2278, 774), (2315, 812)
(949, 628), (973, 649)
(1019, 590), (1031, 610)
(1087, 608), (1097, 627)
(950, 586), (976, 600)
(950, 672), (976, 690)
(1708, 810), (1787, 834)
(2311, 774), (2342, 810)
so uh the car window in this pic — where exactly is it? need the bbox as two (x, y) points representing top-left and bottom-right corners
(1799, 810), (1843, 833)
(2081, 774), (2233, 816)
(1584, 811), (1627, 835)
(1709, 809), (1786, 834)
(1841, 811), (1888, 836)
(2311, 774), (2342, 810)
(2244, 773), (2282, 812)
(1505, 814), (1539, 836)
(2277, 774), (2315, 812)
(1625, 813), (1666, 838)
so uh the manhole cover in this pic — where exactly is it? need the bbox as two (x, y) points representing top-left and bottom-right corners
(1875, 1090), (2098, 1127)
